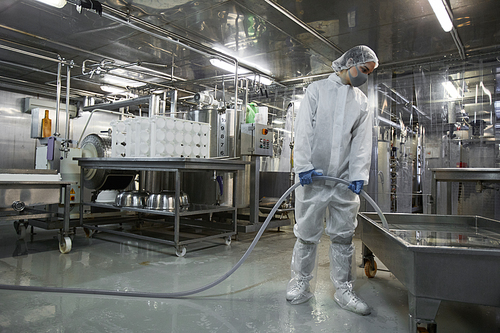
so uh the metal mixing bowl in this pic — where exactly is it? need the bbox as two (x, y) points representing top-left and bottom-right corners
(146, 191), (189, 210)
(114, 191), (149, 208)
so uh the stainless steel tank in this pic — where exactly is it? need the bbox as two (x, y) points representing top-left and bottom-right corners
(183, 107), (250, 208)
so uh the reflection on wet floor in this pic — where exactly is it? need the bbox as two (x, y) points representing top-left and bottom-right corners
(0, 222), (499, 332)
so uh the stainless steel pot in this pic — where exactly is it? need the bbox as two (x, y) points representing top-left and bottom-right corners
(146, 191), (189, 210)
(115, 191), (149, 208)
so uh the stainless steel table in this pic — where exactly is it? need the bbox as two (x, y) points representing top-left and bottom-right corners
(358, 212), (500, 333)
(430, 168), (500, 214)
(0, 169), (74, 253)
(76, 157), (248, 256)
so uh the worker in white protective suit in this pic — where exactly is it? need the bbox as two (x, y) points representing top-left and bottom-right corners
(286, 45), (379, 315)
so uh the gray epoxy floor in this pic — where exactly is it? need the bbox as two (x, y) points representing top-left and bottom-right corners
(0, 222), (499, 333)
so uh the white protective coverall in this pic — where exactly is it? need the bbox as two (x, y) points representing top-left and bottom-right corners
(287, 63), (374, 311)
(294, 73), (372, 242)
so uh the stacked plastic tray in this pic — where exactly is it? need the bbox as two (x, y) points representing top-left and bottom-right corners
(111, 116), (210, 158)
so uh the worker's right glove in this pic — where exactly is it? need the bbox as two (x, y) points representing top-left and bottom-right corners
(298, 169), (323, 186)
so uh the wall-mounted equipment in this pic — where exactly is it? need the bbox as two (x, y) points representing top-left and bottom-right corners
(240, 123), (273, 156)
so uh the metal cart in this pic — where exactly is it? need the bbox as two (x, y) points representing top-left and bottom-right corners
(358, 212), (500, 333)
(76, 157), (248, 256)
(0, 169), (74, 253)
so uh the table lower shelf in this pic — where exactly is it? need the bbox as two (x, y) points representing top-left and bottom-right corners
(80, 205), (237, 255)
(85, 202), (237, 216)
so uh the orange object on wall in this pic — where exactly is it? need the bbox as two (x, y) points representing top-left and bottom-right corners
(42, 110), (52, 138)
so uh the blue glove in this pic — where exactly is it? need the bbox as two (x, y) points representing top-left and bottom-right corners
(348, 180), (364, 194)
(298, 169), (323, 186)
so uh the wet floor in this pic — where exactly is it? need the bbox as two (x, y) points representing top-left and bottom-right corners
(0, 222), (498, 332)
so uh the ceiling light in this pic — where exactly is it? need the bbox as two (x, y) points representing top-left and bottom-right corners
(258, 76), (273, 86)
(105, 72), (147, 88)
(442, 82), (461, 99)
(35, 0), (67, 8)
(210, 59), (250, 74)
(427, 0), (453, 32)
(100, 85), (125, 94)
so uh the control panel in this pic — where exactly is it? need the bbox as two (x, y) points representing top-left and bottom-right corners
(240, 123), (273, 156)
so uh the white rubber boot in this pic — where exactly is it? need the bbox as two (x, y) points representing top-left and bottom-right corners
(334, 287), (371, 315)
(286, 238), (317, 304)
(286, 278), (313, 304)
(329, 241), (371, 315)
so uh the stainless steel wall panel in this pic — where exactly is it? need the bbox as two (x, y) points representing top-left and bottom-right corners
(0, 91), (36, 169)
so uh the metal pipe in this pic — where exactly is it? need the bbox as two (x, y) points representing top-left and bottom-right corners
(263, 0), (344, 54)
(82, 95), (152, 112)
(0, 43), (72, 66)
(450, 27), (465, 60)
(1, 37), (187, 94)
(64, 62), (71, 154)
(96, 4), (268, 78)
(0, 27), (188, 84)
(222, 75), (226, 105)
(77, 108), (135, 147)
(0, 59), (106, 97)
(234, 62), (239, 158)
(0, 74), (86, 98)
(54, 61), (62, 136)
(162, 91), (167, 115)
(149, 94), (160, 117)
(102, 11), (213, 60)
(170, 90), (178, 116)
(100, 5), (240, 66)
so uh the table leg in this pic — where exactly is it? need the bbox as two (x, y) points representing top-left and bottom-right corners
(408, 293), (440, 333)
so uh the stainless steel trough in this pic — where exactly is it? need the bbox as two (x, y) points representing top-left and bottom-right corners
(358, 213), (500, 333)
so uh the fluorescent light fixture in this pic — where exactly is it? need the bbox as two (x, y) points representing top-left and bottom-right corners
(442, 82), (461, 99)
(35, 0), (67, 8)
(125, 92), (138, 99)
(212, 45), (272, 74)
(427, 0), (453, 32)
(210, 59), (250, 74)
(104, 74), (147, 88)
(258, 76), (273, 85)
(100, 85), (126, 94)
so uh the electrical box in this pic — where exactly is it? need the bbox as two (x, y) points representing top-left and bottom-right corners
(60, 148), (82, 206)
(240, 123), (273, 156)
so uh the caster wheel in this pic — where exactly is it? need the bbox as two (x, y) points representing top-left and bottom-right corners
(176, 247), (187, 257)
(225, 236), (232, 246)
(364, 259), (377, 278)
(84, 227), (92, 238)
(59, 236), (72, 254)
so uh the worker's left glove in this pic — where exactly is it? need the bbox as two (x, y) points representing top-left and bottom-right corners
(348, 180), (364, 194)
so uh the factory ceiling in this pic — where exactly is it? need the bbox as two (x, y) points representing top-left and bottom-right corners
(0, 0), (498, 101)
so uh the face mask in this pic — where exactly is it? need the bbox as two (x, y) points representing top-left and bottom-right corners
(348, 65), (368, 87)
